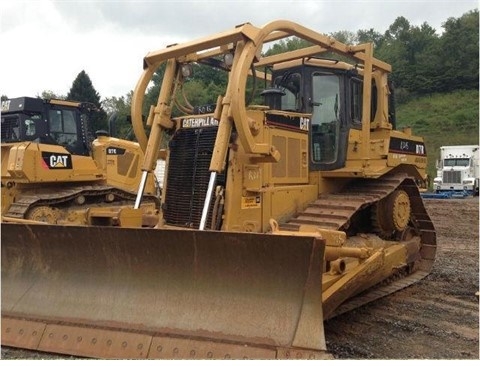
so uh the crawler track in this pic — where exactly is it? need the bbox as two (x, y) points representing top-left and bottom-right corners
(4, 185), (160, 223)
(280, 172), (437, 318)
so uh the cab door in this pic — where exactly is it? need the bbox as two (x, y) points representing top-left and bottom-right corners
(309, 71), (348, 171)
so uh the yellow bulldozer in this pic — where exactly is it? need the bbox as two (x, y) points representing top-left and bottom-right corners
(1, 97), (160, 226)
(1, 20), (436, 359)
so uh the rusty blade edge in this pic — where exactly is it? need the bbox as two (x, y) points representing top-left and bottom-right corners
(1, 316), (332, 360)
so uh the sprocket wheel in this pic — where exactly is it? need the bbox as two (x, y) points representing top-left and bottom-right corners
(25, 206), (58, 224)
(372, 189), (411, 239)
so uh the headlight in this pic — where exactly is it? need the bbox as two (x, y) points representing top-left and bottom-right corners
(223, 53), (234, 67)
(181, 64), (193, 78)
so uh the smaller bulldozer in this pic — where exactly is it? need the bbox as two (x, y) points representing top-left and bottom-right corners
(1, 20), (436, 360)
(1, 97), (160, 226)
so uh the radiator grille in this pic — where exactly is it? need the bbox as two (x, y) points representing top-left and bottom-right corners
(443, 170), (461, 184)
(163, 126), (225, 229)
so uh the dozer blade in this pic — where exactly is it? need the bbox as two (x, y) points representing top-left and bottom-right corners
(1, 222), (328, 359)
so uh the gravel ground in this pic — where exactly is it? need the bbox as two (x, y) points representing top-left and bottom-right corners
(2, 197), (479, 360)
(325, 197), (479, 359)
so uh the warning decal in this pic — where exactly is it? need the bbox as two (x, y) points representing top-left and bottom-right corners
(241, 196), (261, 209)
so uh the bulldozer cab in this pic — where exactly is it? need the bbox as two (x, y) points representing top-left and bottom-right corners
(264, 62), (363, 171)
(263, 58), (387, 173)
(1, 97), (91, 156)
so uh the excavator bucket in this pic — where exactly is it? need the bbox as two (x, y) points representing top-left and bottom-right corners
(1, 222), (328, 359)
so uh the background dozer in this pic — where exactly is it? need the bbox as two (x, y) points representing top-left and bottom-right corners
(1, 97), (160, 226)
(1, 20), (436, 359)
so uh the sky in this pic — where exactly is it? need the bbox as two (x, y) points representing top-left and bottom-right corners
(1, 0), (478, 100)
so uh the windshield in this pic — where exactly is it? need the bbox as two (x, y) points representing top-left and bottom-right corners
(444, 158), (470, 167)
(49, 109), (78, 146)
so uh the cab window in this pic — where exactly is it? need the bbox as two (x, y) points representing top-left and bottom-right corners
(20, 113), (42, 141)
(273, 72), (302, 111)
(49, 109), (78, 147)
(24, 114), (42, 138)
(351, 78), (362, 127)
(311, 73), (340, 164)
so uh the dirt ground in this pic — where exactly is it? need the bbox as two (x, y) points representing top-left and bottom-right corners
(325, 196), (479, 359)
(1, 197), (479, 360)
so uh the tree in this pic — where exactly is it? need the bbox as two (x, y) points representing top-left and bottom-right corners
(102, 92), (134, 139)
(144, 62), (230, 118)
(143, 63), (165, 118)
(40, 90), (65, 100)
(108, 10), (478, 119)
(264, 37), (312, 57)
(67, 70), (107, 135)
(434, 9), (479, 92)
(375, 17), (441, 96)
(330, 30), (357, 45)
(357, 28), (384, 49)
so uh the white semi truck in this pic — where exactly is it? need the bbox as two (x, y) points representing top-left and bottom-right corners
(433, 145), (479, 196)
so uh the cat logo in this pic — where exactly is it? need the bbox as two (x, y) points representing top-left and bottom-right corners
(41, 152), (73, 169)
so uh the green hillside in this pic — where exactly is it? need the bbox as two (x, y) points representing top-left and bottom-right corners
(396, 89), (479, 180)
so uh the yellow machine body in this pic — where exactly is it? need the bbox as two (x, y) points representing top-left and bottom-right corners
(1, 98), (159, 226)
(1, 20), (436, 359)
